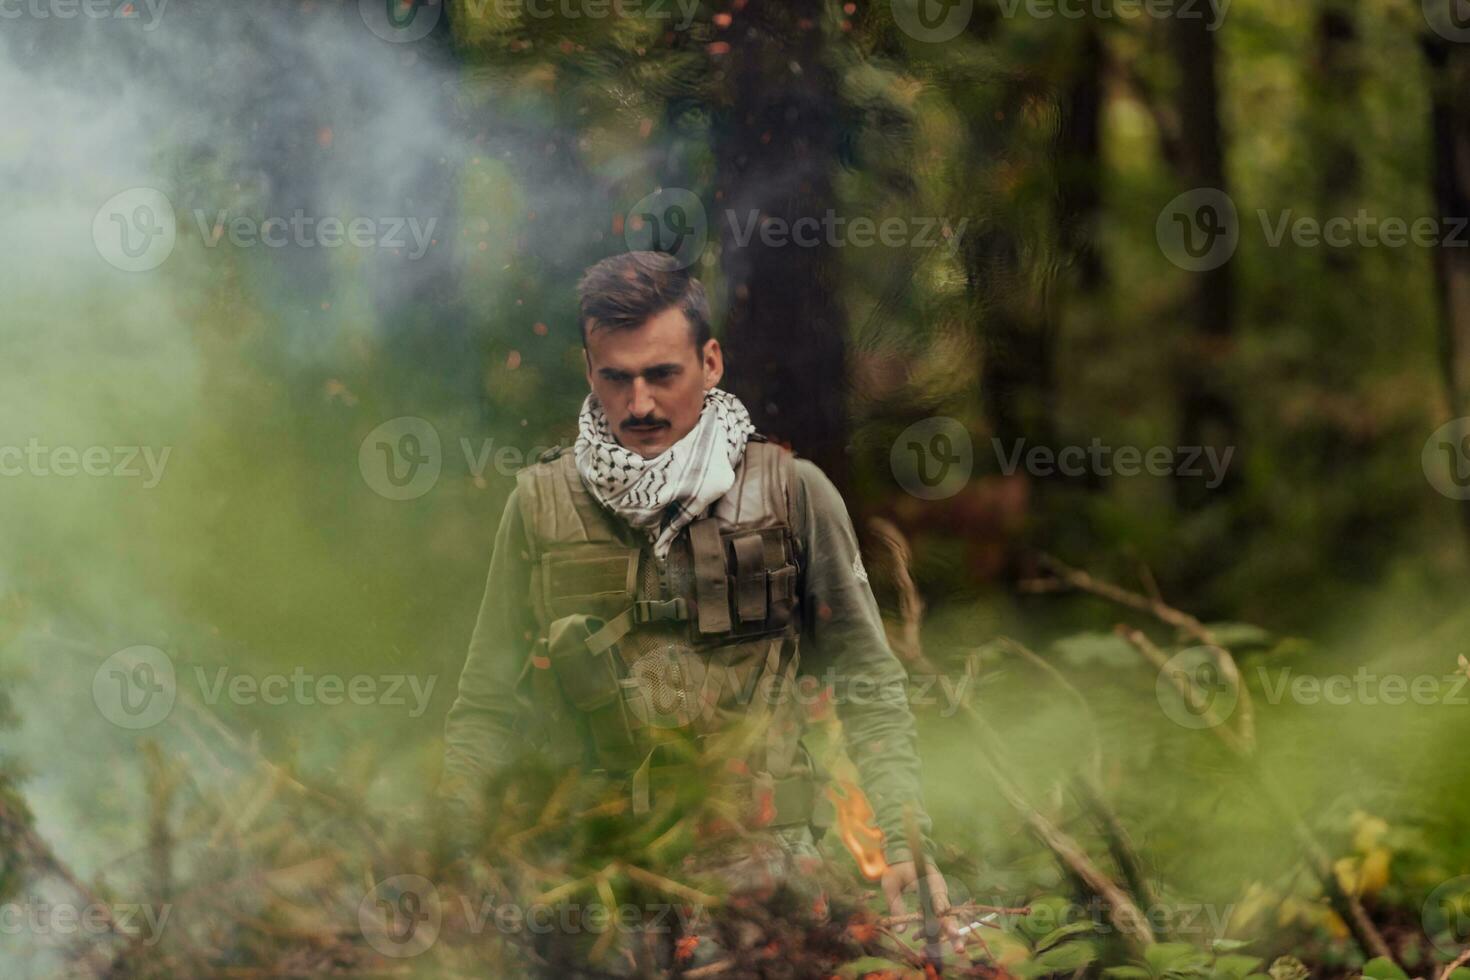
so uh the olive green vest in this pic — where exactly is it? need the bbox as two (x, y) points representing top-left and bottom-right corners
(514, 437), (818, 828)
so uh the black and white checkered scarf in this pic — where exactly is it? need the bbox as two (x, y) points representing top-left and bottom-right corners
(574, 387), (756, 559)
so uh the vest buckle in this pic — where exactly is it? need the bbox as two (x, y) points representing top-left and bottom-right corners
(633, 597), (689, 624)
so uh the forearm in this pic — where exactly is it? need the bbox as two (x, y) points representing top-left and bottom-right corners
(795, 460), (932, 862)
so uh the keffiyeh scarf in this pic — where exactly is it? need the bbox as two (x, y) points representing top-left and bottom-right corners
(574, 387), (756, 559)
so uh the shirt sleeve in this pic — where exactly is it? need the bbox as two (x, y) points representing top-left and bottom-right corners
(437, 490), (537, 843)
(793, 459), (932, 864)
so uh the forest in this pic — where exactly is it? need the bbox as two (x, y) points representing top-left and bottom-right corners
(3, 0), (1470, 976)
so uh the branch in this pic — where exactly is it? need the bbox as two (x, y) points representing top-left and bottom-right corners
(1027, 554), (1215, 645)
(961, 703), (1156, 951)
(1438, 947), (1470, 980)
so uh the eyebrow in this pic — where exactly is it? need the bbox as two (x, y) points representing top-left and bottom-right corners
(598, 363), (685, 379)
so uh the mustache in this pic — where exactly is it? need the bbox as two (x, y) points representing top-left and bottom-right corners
(621, 415), (670, 430)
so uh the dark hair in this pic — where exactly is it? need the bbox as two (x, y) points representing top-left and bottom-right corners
(577, 252), (711, 349)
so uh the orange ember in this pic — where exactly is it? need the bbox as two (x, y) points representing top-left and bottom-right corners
(827, 780), (888, 880)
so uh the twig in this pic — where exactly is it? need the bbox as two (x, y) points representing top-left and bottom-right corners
(617, 861), (721, 907)
(1069, 775), (1163, 927)
(1118, 628), (1250, 756)
(868, 516), (940, 675)
(879, 901), (1031, 926)
(1028, 554), (1216, 646)
(1437, 947), (1470, 980)
(960, 704), (1157, 951)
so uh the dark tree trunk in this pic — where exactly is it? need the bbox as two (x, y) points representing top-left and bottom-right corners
(1312, 0), (1363, 280)
(1170, 8), (1238, 508)
(1424, 27), (1470, 546)
(1056, 20), (1107, 296)
(711, 0), (850, 491)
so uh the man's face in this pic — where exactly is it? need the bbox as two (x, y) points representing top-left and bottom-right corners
(584, 306), (723, 459)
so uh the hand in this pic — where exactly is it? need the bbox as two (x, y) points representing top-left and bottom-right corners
(881, 859), (966, 955)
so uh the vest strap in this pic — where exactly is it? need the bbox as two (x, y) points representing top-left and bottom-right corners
(689, 518), (732, 635)
(730, 532), (768, 624)
(584, 599), (692, 660)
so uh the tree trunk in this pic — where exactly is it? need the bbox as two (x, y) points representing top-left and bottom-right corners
(1424, 25), (1470, 546)
(711, 0), (850, 490)
(1056, 20), (1107, 296)
(1170, 8), (1238, 508)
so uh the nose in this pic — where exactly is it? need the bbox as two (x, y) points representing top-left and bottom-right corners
(629, 377), (656, 419)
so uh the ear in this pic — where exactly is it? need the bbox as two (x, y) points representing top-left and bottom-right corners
(584, 346), (594, 389)
(701, 338), (724, 390)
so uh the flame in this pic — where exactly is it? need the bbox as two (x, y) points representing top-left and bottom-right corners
(827, 780), (888, 880)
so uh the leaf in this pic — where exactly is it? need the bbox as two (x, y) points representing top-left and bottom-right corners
(1030, 941), (1098, 975)
(1146, 943), (1211, 975)
(1053, 631), (1140, 668)
(1211, 939), (1252, 953)
(1034, 920), (1098, 952)
(1359, 957), (1408, 980)
(1103, 967), (1154, 980)
(1213, 954), (1264, 979)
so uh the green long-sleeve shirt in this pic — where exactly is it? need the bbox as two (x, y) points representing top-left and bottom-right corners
(439, 456), (931, 862)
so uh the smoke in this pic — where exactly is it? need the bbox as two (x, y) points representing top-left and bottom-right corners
(0, 2), (511, 950)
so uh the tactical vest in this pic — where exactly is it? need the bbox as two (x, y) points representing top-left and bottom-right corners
(514, 437), (820, 830)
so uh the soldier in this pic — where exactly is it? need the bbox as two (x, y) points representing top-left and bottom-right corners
(439, 251), (958, 968)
